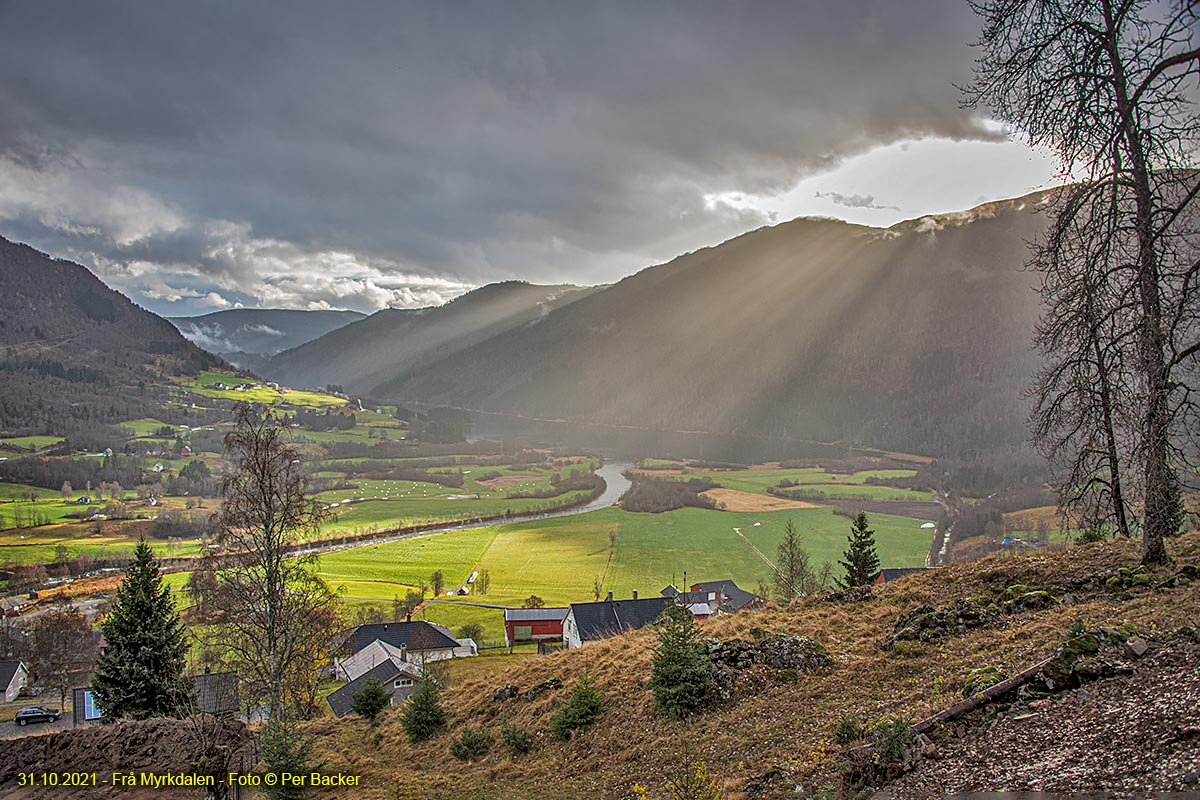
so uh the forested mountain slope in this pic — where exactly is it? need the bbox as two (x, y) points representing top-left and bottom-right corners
(0, 235), (221, 433)
(375, 194), (1051, 458)
(262, 281), (596, 395)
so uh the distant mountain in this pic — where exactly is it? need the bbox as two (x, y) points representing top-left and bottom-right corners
(170, 308), (365, 367)
(0, 235), (222, 433)
(261, 281), (597, 394)
(369, 194), (1053, 459)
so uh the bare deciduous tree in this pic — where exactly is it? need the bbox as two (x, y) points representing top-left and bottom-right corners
(30, 606), (97, 711)
(203, 404), (340, 719)
(966, 0), (1200, 563)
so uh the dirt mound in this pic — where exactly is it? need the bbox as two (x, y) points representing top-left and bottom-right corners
(0, 717), (251, 799)
(876, 640), (1200, 798)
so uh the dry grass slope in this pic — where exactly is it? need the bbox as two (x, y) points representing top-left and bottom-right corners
(310, 533), (1200, 799)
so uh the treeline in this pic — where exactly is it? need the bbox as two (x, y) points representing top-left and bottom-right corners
(621, 476), (718, 513)
(0, 454), (148, 492)
(407, 407), (472, 444)
(148, 510), (212, 540)
(320, 440), (506, 461)
(505, 470), (603, 500)
(905, 452), (1050, 498)
(160, 460), (220, 498)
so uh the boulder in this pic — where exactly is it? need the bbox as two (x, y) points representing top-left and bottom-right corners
(493, 684), (520, 703)
(1124, 636), (1150, 659)
(523, 677), (562, 700)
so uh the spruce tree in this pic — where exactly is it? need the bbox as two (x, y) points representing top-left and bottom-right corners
(351, 677), (391, 725)
(400, 676), (446, 743)
(839, 512), (880, 588)
(650, 604), (711, 719)
(92, 537), (190, 719)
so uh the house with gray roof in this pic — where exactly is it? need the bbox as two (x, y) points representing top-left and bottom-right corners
(326, 658), (423, 719)
(339, 620), (460, 663)
(563, 593), (668, 649)
(690, 579), (760, 612)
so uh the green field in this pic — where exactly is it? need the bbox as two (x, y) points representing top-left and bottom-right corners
(659, 467), (929, 501)
(307, 505), (935, 611)
(0, 496), (97, 530)
(1, 435), (66, 450)
(0, 525), (203, 565)
(316, 527), (498, 597)
(417, 603), (506, 644)
(119, 418), (173, 437)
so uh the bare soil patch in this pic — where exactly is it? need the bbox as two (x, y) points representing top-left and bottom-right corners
(701, 488), (820, 512)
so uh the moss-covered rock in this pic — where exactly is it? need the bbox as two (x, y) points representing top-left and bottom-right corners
(962, 665), (1009, 698)
(1005, 590), (1055, 613)
(1002, 584), (1030, 600)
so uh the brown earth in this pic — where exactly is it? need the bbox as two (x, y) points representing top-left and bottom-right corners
(876, 640), (1200, 799)
(700, 488), (820, 512)
(0, 717), (251, 800)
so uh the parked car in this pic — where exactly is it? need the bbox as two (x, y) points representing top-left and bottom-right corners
(15, 706), (61, 726)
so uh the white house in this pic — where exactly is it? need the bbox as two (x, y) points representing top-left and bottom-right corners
(0, 661), (29, 702)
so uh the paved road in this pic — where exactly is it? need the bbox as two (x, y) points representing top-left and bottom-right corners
(288, 461), (633, 560)
(0, 714), (71, 739)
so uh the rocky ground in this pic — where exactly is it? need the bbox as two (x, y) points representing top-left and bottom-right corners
(875, 639), (1200, 799)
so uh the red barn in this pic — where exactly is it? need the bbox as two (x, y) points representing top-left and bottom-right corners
(504, 607), (568, 647)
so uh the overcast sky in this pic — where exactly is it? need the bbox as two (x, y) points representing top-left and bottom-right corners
(0, 1), (1066, 316)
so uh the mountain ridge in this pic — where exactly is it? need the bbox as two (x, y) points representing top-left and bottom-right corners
(261, 280), (599, 394)
(364, 191), (1053, 458)
(0, 234), (223, 433)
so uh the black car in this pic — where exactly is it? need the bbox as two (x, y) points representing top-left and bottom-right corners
(15, 706), (60, 726)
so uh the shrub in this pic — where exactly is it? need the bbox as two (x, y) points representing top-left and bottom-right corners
(350, 677), (391, 725)
(550, 677), (603, 740)
(833, 714), (865, 745)
(400, 677), (446, 743)
(868, 715), (914, 765)
(500, 719), (535, 757)
(457, 622), (485, 642)
(449, 726), (492, 761)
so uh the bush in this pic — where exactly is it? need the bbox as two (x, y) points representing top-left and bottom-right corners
(400, 677), (446, 743)
(868, 715), (914, 765)
(550, 677), (603, 740)
(833, 714), (865, 745)
(350, 677), (391, 725)
(457, 622), (484, 642)
(449, 726), (492, 762)
(500, 719), (535, 757)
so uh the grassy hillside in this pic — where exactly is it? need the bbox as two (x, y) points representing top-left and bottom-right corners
(306, 532), (1200, 799)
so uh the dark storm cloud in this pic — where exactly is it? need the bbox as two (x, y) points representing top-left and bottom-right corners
(0, 0), (994, 314)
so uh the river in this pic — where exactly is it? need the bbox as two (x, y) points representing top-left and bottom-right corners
(288, 461), (632, 558)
